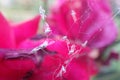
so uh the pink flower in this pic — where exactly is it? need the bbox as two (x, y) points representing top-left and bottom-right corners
(47, 0), (118, 48)
(0, 33), (98, 80)
(0, 12), (40, 80)
(0, 4), (99, 79)
(18, 39), (98, 80)
(0, 12), (40, 49)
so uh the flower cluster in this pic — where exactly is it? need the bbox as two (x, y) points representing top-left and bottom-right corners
(0, 0), (118, 80)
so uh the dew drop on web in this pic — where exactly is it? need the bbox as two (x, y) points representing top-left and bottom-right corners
(39, 6), (46, 20)
(44, 22), (52, 35)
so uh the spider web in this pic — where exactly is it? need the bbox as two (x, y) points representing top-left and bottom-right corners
(0, 0), (120, 80)
(38, 0), (120, 80)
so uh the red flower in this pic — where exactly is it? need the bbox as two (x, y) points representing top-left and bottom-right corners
(0, 12), (97, 79)
(0, 12), (40, 80)
(18, 39), (98, 80)
(47, 0), (118, 48)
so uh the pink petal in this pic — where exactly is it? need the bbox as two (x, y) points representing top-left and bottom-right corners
(65, 57), (98, 80)
(12, 15), (40, 46)
(0, 58), (35, 80)
(0, 12), (15, 49)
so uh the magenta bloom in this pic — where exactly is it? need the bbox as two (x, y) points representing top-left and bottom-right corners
(47, 0), (118, 48)
(0, 12), (97, 80)
(0, 12), (40, 80)
(0, 13), (98, 78)
(0, 35), (98, 80)
(18, 39), (98, 80)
